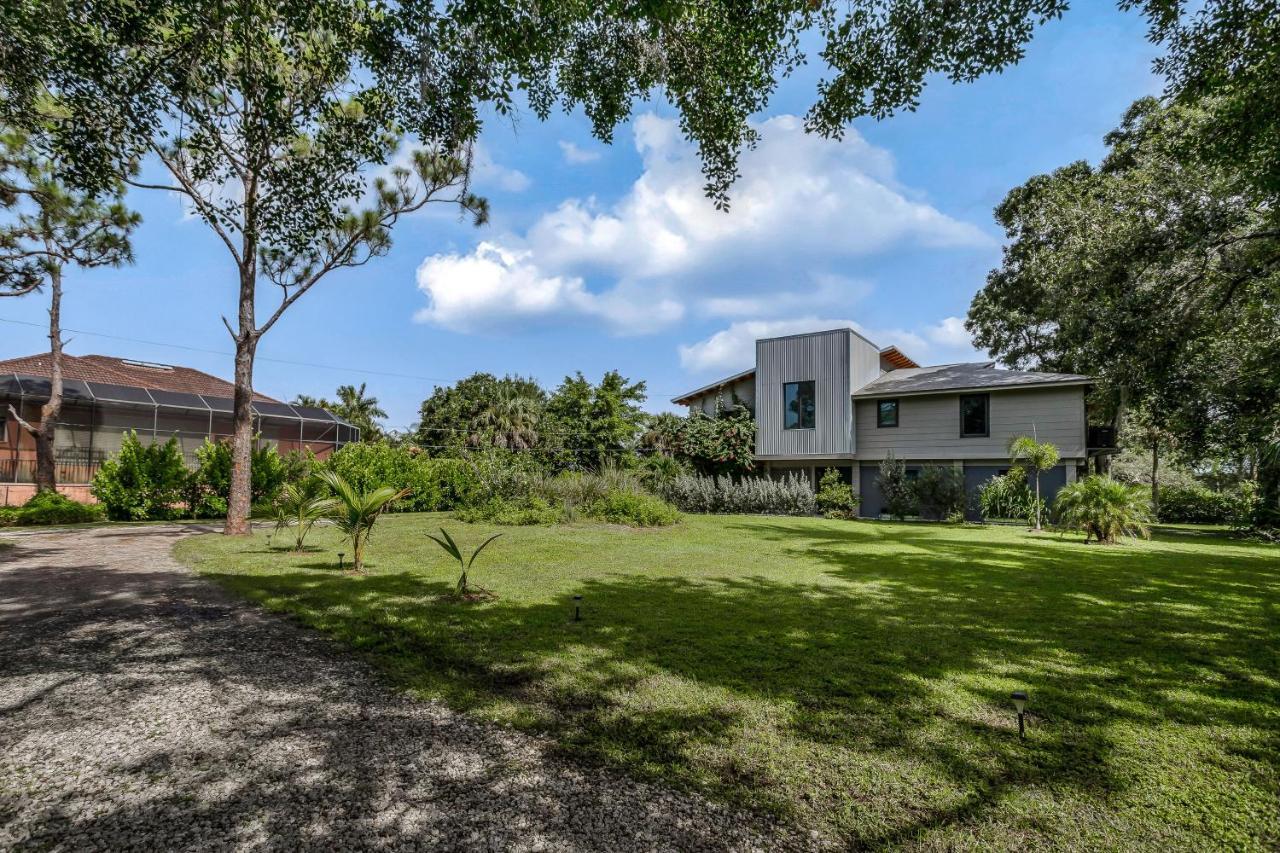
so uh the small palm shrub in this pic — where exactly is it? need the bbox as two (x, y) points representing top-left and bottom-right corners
(92, 432), (188, 520)
(815, 469), (859, 519)
(1053, 476), (1153, 544)
(317, 470), (410, 572)
(1009, 436), (1060, 530)
(261, 477), (330, 550)
(426, 528), (502, 596)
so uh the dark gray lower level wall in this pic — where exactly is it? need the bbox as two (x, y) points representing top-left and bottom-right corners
(859, 462), (1070, 519)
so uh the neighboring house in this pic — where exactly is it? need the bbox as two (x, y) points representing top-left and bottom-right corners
(672, 327), (1116, 519)
(0, 352), (358, 505)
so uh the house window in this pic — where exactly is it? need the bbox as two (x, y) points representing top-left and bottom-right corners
(960, 394), (989, 437)
(783, 381), (816, 430)
(877, 399), (899, 428)
(0, 410), (7, 443)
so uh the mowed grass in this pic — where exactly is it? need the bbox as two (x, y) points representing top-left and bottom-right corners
(176, 514), (1280, 850)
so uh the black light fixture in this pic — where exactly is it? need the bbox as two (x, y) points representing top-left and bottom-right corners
(1011, 691), (1028, 739)
(267, 534), (273, 549)
(573, 594), (583, 622)
(338, 552), (345, 571)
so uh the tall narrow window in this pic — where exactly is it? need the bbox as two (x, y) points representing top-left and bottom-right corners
(960, 394), (989, 437)
(877, 399), (899, 428)
(783, 381), (816, 430)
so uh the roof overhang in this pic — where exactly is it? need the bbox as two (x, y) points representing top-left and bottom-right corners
(879, 346), (920, 369)
(853, 378), (1092, 399)
(671, 367), (756, 405)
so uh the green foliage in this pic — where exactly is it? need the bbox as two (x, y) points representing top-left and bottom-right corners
(321, 443), (442, 512)
(815, 469), (859, 520)
(876, 455), (916, 521)
(588, 490), (681, 528)
(316, 470), (409, 573)
(425, 528), (502, 597)
(912, 465), (967, 522)
(545, 370), (648, 471)
(977, 472), (1036, 521)
(3, 491), (104, 526)
(415, 373), (547, 456)
(91, 432), (187, 520)
(1156, 483), (1258, 526)
(261, 477), (330, 550)
(186, 439), (287, 518)
(455, 495), (565, 527)
(294, 384), (387, 443)
(967, 96), (1279, 530)
(660, 473), (815, 516)
(646, 406), (757, 478)
(1053, 476), (1153, 544)
(1008, 436), (1060, 529)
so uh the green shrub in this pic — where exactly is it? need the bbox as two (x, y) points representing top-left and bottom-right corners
(1053, 476), (1153, 543)
(91, 432), (189, 520)
(912, 465), (967, 521)
(588, 489), (680, 527)
(7, 492), (105, 526)
(322, 443), (440, 511)
(185, 438), (287, 518)
(877, 455), (917, 520)
(815, 468), (860, 519)
(0, 506), (16, 527)
(1157, 483), (1256, 525)
(456, 495), (565, 525)
(977, 472), (1031, 520)
(659, 472), (815, 515)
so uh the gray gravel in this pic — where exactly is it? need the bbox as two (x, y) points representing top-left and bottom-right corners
(0, 525), (808, 851)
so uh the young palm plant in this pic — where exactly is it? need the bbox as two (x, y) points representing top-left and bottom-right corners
(1009, 434), (1060, 530)
(1053, 476), (1153, 544)
(317, 470), (410, 573)
(267, 477), (330, 551)
(426, 528), (502, 597)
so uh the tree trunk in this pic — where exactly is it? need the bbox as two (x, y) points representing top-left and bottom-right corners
(33, 264), (64, 494)
(1034, 472), (1042, 530)
(224, 262), (258, 536)
(1150, 437), (1160, 519)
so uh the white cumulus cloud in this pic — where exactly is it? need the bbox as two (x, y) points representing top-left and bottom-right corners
(415, 113), (990, 334)
(558, 140), (602, 164)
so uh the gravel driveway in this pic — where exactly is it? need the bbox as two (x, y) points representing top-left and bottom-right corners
(0, 525), (805, 852)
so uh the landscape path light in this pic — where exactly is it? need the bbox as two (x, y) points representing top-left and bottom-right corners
(574, 594), (583, 622)
(338, 552), (345, 571)
(1011, 691), (1028, 739)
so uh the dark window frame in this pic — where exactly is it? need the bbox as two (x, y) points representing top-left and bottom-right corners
(0, 409), (7, 444)
(959, 393), (990, 438)
(782, 380), (817, 430)
(876, 398), (899, 428)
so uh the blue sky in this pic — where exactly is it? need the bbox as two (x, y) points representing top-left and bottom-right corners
(0, 0), (1160, 431)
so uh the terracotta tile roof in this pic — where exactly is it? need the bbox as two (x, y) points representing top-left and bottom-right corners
(0, 352), (279, 402)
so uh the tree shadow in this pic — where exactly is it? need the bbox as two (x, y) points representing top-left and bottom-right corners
(0, 540), (794, 851)
(192, 513), (1280, 846)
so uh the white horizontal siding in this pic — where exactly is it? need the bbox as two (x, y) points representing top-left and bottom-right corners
(853, 386), (1086, 460)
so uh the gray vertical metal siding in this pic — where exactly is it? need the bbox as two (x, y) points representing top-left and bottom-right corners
(755, 329), (854, 457)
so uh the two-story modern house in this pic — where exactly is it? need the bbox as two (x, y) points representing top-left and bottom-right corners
(672, 327), (1106, 518)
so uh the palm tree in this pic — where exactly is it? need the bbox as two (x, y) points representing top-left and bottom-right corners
(474, 387), (540, 450)
(1053, 476), (1152, 544)
(317, 470), (410, 572)
(425, 528), (502, 596)
(335, 383), (388, 442)
(266, 477), (330, 551)
(1009, 434), (1060, 530)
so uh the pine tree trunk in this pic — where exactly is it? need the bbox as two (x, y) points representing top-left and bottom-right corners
(33, 264), (63, 494)
(224, 261), (258, 536)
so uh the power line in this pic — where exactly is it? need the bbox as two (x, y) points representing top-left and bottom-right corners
(0, 315), (699, 398)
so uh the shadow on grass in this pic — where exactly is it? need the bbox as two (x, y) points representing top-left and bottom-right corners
(202, 521), (1280, 845)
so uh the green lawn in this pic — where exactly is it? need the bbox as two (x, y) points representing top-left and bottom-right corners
(176, 514), (1280, 850)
